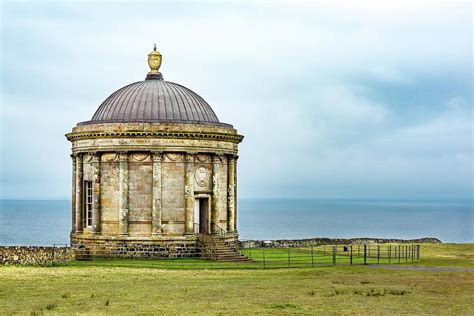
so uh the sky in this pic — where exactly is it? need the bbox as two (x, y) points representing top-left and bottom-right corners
(0, 1), (472, 200)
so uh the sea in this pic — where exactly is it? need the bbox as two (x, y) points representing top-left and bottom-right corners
(0, 199), (472, 246)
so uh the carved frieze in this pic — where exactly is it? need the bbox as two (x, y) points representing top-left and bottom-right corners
(72, 138), (237, 153)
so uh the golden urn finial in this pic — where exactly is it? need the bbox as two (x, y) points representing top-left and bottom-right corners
(146, 44), (163, 80)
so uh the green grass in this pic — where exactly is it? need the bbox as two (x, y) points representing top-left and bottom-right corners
(0, 243), (472, 314)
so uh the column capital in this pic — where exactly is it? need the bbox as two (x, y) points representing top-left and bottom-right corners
(212, 153), (224, 163)
(118, 151), (128, 162)
(151, 151), (163, 162)
(89, 152), (101, 163)
(227, 155), (236, 164)
(185, 152), (195, 163)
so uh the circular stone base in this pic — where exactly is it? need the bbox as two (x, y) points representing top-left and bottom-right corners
(71, 234), (239, 259)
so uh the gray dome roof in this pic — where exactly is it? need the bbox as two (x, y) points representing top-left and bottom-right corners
(79, 80), (230, 127)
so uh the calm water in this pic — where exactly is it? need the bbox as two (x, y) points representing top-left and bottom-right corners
(0, 199), (472, 245)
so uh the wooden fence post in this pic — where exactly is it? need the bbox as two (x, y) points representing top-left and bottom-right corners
(388, 245), (391, 263)
(288, 247), (290, 268)
(350, 245), (353, 265)
(377, 245), (380, 264)
(332, 245), (336, 265)
(363, 244), (367, 265)
(263, 248), (266, 269)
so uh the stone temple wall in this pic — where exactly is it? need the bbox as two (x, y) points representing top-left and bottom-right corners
(67, 122), (243, 255)
(0, 246), (74, 265)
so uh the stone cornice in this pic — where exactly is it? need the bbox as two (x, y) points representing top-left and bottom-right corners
(66, 130), (244, 144)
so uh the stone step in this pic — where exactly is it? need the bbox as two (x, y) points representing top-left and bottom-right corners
(214, 255), (245, 259)
(214, 254), (248, 258)
(214, 254), (244, 258)
(214, 252), (245, 257)
(199, 235), (251, 262)
(214, 258), (253, 263)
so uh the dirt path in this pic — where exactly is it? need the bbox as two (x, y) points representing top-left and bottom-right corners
(367, 265), (474, 273)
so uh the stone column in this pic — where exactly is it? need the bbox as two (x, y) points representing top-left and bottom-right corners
(151, 151), (163, 236)
(118, 152), (129, 235)
(227, 156), (236, 232)
(184, 153), (195, 234)
(74, 154), (83, 233)
(211, 154), (221, 234)
(91, 153), (101, 234)
(234, 156), (238, 232)
(71, 154), (77, 234)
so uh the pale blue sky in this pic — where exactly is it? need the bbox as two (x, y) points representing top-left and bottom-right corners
(1, 1), (472, 199)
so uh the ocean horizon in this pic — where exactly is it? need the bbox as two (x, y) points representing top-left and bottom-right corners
(0, 198), (472, 246)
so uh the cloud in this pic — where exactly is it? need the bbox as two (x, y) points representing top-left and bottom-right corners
(0, 1), (472, 199)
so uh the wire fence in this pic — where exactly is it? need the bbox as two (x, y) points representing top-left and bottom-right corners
(239, 244), (421, 268)
(1, 243), (420, 268)
(67, 243), (420, 269)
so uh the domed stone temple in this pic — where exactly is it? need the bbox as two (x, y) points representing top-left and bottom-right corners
(66, 46), (244, 258)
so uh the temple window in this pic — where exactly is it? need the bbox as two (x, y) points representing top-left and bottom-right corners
(85, 181), (93, 227)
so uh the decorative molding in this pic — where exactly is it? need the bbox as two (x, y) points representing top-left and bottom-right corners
(195, 154), (210, 163)
(184, 184), (192, 199)
(194, 166), (208, 187)
(83, 154), (94, 163)
(161, 220), (186, 224)
(130, 153), (150, 162)
(101, 153), (118, 162)
(66, 130), (244, 144)
(165, 153), (183, 162)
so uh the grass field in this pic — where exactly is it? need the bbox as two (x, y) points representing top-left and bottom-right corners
(0, 243), (472, 315)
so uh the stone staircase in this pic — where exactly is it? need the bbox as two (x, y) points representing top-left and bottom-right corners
(201, 236), (252, 263)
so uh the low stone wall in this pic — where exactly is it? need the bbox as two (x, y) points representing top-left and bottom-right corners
(0, 246), (74, 265)
(239, 237), (441, 248)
